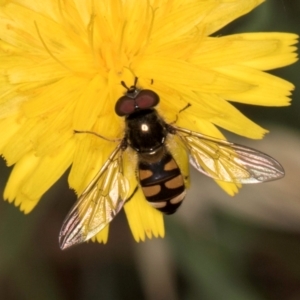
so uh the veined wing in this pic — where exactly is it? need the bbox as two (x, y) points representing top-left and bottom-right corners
(173, 126), (284, 183)
(59, 143), (130, 250)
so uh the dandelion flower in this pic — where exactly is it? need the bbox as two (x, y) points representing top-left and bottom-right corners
(0, 0), (297, 244)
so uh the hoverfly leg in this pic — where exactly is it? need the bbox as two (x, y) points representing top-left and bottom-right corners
(169, 103), (191, 125)
(125, 185), (139, 203)
(74, 130), (122, 143)
(179, 103), (191, 113)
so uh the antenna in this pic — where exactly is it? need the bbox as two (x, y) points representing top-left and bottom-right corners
(121, 77), (139, 91)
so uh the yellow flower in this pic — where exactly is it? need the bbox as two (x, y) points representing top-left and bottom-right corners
(0, 0), (297, 244)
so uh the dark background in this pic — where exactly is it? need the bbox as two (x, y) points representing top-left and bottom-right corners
(1, 1), (300, 299)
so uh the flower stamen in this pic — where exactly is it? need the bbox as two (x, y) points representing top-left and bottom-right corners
(87, 13), (97, 62)
(34, 21), (74, 73)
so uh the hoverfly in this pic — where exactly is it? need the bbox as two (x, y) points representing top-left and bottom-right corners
(59, 78), (284, 249)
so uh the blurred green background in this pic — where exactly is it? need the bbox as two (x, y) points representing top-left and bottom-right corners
(1, 1), (300, 299)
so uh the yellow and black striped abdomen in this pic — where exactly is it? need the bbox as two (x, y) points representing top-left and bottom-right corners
(139, 152), (186, 214)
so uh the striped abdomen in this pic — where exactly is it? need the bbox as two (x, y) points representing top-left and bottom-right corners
(139, 152), (186, 214)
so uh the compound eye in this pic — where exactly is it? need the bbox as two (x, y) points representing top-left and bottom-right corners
(135, 90), (160, 109)
(115, 96), (135, 116)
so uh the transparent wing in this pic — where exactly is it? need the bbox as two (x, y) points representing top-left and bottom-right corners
(59, 143), (130, 250)
(173, 126), (284, 183)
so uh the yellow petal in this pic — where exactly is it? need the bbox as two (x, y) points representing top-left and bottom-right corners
(134, 56), (252, 94)
(0, 2), (78, 59)
(124, 188), (165, 242)
(217, 65), (294, 106)
(216, 180), (241, 196)
(167, 134), (190, 188)
(91, 225), (109, 244)
(0, 113), (21, 152)
(69, 134), (117, 194)
(18, 194), (40, 214)
(238, 33), (298, 70)
(72, 75), (109, 130)
(203, 0), (265, 35)
(151, 1), (216, 45)
(190, 34), (289, 68)
(4, 151), (40, 203)
(19, 139), (75, 206)
(22, 76), (89, 118)
(2, 117), (40, 166)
